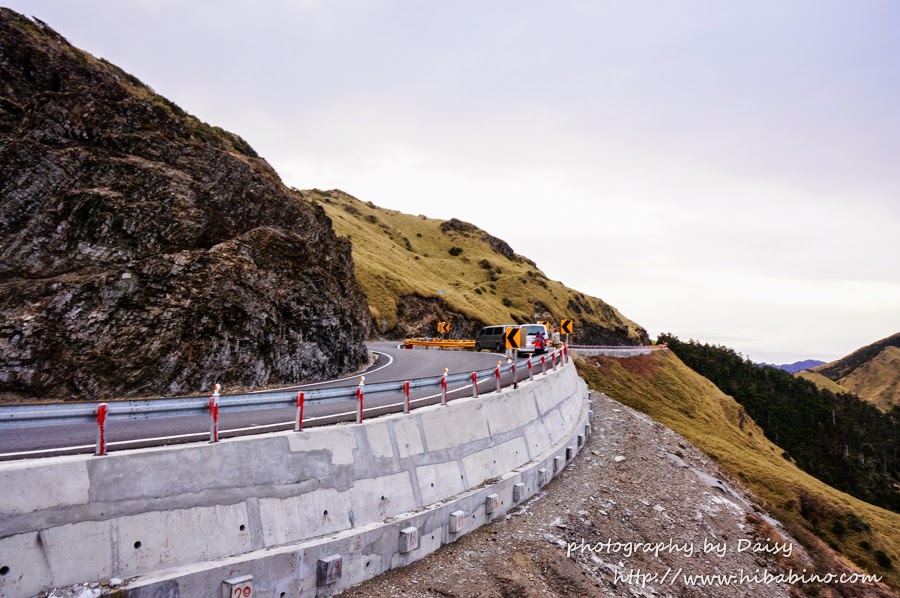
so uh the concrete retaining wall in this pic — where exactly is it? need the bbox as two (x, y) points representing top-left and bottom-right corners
(0, 363), (589, 598)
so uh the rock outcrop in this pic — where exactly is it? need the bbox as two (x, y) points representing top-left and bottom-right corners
(0, 9), (371, 401)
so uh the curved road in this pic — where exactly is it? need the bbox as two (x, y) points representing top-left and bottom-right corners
(0, 342), (519, 461)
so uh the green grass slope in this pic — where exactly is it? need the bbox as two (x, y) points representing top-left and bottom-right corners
(576, 350), (900, 590)
(302, 189), (647, 344)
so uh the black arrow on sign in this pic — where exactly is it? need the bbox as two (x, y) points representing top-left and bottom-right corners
(505, 327), (522, 349)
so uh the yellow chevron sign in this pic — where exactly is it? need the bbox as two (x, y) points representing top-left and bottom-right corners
(505, 327), (523, 349)
(560, 319), (574, 335)
(437, 322), (450, 334)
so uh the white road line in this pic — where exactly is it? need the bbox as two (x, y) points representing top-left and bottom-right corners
(248, 351), (394, 393)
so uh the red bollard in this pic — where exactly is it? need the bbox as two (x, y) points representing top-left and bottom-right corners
(441, 368), (448, 406)
(471, 372), (479, 398)
(563, 343), (569, 364)
(356, 376), (365, 423)
(495, 361), (502, 393)
(209, 384), (220, 443)
(541, 355), (547, 375)
(295, 391), (305, 432)
(527, 357), (534, 381)
(403, 381), (411, 413)
(511, 362), (518, 389)
(552, 350), (558, 371)
(95, 403), (108, 456)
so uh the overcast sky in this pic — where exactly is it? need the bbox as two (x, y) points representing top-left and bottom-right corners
(7, 1), (899, 363)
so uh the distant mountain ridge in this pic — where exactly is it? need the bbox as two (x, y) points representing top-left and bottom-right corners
(759, 359), (826, 373)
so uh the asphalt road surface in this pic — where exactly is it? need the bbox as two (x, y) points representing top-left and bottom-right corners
(0, 342), (539, 461)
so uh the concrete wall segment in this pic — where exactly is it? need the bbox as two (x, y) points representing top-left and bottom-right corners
(462, 436), (529, 488)
(418, 400), (490, 452)
(416, 461), (465, 506)
(392, 415), (425, 459)
(0, 458), (90, 516)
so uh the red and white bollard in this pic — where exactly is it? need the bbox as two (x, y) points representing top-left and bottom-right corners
(441, 368), (448, 406)
(552, 350), (558, 371)
(495, 361), (502, 393)
(356, 376), (365, 423)
(563, 343), (569, 364)
(295, 391), (305, 432)
(403, 381), (411, 413)
(511, 361), (518, 389)
(95, 403), (108, 456)
(527, 356), (534, 381)
(541, 354), (547, 375)
(209, 383), (220, 443)
(471, 372), (479, 398)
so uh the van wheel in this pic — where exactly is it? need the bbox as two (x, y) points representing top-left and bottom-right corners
(475, 343), (481, 352)
(496, 342), (503, 353)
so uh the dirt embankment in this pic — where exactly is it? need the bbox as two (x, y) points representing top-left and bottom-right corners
(343, 392), (897, 597)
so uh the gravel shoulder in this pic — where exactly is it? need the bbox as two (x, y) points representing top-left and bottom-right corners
(342, 391), (891, 597)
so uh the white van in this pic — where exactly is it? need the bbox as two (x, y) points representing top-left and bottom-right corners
(520, 323), (550, 355)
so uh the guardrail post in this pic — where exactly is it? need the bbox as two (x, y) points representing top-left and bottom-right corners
(552, 350), (558, 371)
(356, 376), (365, 423)
(495, 361), (502, 393)
(403, 381), (411, 413)
(471, 372), (479, 397)
(541, 354), (547, 375)
(511, 361), (518, 389)
(209, 384), (220, 443)
(527, 356), (534, 381)
(441, 368), (448, 406)
(295, 391), (305, 432)
(95, 403), (108, 456)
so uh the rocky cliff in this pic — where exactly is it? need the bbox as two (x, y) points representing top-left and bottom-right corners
(0, 9), (371, 401)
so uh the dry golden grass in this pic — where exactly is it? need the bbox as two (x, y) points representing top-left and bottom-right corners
(576, 351), (900, 589)
(838, 346), (900, 412)
(797, 370), (850, 395)
(305, 189), (646, 341)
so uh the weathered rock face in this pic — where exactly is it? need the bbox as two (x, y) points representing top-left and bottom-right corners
(0, 9), (371, 400)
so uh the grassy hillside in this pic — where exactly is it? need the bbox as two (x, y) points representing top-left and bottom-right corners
(808, 334), (900, 413)
(836, 346), (900, 412)
(797, 370), (850, 394)
(576, 350), (900, 589)
(301, 189), (647, 344)
(811, 334), (900, 413)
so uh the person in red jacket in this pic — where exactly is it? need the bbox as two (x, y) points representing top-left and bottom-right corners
(533, 330), (547, 354)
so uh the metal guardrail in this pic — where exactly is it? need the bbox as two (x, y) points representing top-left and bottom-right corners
(0, 348), (571, 435)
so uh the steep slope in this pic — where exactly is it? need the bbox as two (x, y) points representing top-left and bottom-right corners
(305, 189), (648, 345)
(812, 334), (900, 412)
(576, 350), (900, 590)
(0, 10), (371, 401)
